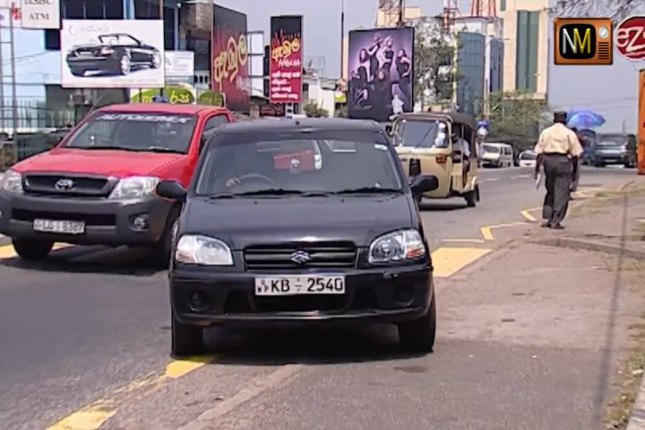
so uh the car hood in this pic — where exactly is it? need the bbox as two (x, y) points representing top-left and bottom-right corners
(182, 195), (414, 249)
(14, 148), (184, 178)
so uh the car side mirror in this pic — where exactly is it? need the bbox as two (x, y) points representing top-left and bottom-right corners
(156, 180), (187, 202)
(410, 174), (439, 194)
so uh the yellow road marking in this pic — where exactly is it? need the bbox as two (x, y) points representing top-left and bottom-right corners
(480, 226), (494, 241)
(431, 247), (491, 278)
(48, 355), (214, 430)
(440, 238), (486, 243)
(520, 210), (537, 222)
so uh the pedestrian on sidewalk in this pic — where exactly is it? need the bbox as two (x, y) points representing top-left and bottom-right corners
(534, 111), (583, 229)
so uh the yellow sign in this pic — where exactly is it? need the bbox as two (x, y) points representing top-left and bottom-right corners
(131, 87), (195, 104)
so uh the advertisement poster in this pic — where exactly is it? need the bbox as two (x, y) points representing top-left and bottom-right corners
(269, 15), (303, 104)
(61, 20), (165, 88)
(347, 27), (414, 122)
(212, 5), (250, 112)
(130, 84), (197, 104)
(165, 51), (195, 77)
(21, 0), (60, 29)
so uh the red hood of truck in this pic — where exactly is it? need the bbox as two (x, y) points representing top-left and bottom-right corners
(13, 148), (185, 178)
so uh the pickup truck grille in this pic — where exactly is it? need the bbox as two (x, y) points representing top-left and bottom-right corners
(244, 242), (357, 271)
(23, 174), (114, 197)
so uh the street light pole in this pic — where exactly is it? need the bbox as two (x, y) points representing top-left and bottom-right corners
(398, 0), (404, 27)
(339, 0), (344, 79)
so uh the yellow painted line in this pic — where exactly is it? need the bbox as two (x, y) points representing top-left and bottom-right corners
(440, 238), (486, 243)
(520, 210), (537, 222)
(48, 355), (214, 430)
(431, 247), (491, 278)
(486, 222), (526, 229)
(480, 226), (494, 241)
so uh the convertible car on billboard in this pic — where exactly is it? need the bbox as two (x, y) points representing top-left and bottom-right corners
(66, 33), (161, 77)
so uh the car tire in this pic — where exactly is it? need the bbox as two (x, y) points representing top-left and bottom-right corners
(69, 67), (86, 77)
(398, 293), (436, 353)
(12, 238), (54, 261)
(171, 311), (203, 358)
(152, 207), (180, 269)
(117, 53), (131, 75)
(624, 161), (634, 168)
(464, 189), (477, 207)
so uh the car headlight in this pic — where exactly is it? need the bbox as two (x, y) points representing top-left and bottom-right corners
(108, 176), (159, 200)
(175, 235), (234, 266)
(0, 169), (23, 193)
(368, 229), (425, 264)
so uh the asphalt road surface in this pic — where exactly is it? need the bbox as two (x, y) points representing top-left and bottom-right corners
(0, 165), (637, 430)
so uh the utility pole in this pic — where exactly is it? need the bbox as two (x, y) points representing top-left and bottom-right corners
(339, 0), (344, 79)
(0, 10), (5, 134)
(397, 0), (404, 27)
(9, 4), (16, 137)
(159, 0), (164, 97)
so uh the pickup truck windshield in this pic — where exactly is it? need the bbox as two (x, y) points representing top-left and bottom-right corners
(64, 112), (197, 154)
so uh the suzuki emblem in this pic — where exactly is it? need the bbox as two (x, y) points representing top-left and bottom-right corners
(290, 250), (311, 264)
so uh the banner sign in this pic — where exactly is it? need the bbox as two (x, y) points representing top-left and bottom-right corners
(20, 0), (59, 29)
(165, 51), (195, 77)
(212, 4), (250, 112)
(269, 15), (303, 104)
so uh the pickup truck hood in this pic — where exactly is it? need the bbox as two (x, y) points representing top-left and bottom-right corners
(182, 195), (414, 249)
(14, 148), (184, 178)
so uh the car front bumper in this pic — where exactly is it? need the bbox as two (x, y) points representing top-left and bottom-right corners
(0, 192), (173, 246)
(593, 153), (634, 165)
(171, 263), (433, 327)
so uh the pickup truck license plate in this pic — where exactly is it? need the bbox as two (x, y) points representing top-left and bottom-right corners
(255, 275), (345, 296)
(33, 219), (85, 235)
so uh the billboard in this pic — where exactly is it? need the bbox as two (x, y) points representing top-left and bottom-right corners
(269, 15), (303, 104)
(347, 27), (414, 122)
(212, 5), (250, 112)
(553, 18), (613, 65)
(61, 20), (165, 88)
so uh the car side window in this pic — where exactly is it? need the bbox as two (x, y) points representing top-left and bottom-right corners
(203, 114), (229, 132)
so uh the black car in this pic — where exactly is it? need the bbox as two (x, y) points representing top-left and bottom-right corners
(156, 118), (439, 357)
(66, 33), (161, 77)
(590, 133), (637, 168)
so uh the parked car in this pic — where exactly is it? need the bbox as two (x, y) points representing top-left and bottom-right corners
(66, 33), (161, 77)
(480, 142), (514, 168)
(156, 118), (439, 356)
(518, 150), (537, 168)
(0, 103), (234, 266)
(590, 133), (637, 168)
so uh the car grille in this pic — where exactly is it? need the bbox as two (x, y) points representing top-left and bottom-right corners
(243, 242), (357, 271)
(23, 174), (114, 197)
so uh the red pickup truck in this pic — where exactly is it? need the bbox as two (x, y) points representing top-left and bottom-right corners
(0, 103), (235, 266)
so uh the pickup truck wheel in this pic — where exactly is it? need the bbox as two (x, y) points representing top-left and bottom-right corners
(171, 311), (203, 358)
(398, 293), (436, 353)
(12, 238), (54, 261)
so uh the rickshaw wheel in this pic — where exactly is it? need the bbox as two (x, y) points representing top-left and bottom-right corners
(465, 186), (478, 207)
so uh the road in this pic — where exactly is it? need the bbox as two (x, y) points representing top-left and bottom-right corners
(0, 165), (637, 430)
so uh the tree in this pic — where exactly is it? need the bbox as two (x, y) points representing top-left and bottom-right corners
(485, 91), (551, 151)
(303, 101), (329, 118)
(413, 17), (458, 110)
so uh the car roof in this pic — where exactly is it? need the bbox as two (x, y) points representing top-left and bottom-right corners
(215, 118), (384, 137)
(97, 103), (228, 115)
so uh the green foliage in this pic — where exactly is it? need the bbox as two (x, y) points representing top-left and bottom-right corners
(303, 101), (329, 118)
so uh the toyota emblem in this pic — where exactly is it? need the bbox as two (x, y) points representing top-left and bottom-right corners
(55, 178), (74, 191)
(290, 250), (310, 264)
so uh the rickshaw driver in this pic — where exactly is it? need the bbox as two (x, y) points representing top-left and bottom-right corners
(451, 127), (471, 186)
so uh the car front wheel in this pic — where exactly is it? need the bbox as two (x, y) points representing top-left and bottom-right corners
(171, 311), (203, 358)
(118, 54), (131, 75)
(398, 293), (436, 353)
(12, 238), (54, 261)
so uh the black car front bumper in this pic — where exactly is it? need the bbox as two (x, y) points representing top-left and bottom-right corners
(171, 263), (434, 327)
(593, 152), (635, 165)
(0, 191), (173, 246)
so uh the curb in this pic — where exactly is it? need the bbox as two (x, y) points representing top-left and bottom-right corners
(534, 237), (645, 259)
(627, 376), (645, 430)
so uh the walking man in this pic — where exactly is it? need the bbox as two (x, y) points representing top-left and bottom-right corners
(534, 111), (583, 229)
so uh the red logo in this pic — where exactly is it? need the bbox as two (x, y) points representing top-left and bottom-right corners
(615, 16), (645, 61)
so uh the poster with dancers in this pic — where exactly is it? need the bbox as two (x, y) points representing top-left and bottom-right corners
(347, 27), (414, 122)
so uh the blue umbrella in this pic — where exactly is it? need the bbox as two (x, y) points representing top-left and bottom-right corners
(566, 109), (605, 129)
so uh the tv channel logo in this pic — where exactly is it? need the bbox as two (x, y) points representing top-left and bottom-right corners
(554, 18), (613, 65)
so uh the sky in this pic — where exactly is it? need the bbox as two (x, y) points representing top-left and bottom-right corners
(3, 0), (644, 133)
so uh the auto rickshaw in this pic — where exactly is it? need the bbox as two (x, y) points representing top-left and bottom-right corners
(390, 111), (480, 207)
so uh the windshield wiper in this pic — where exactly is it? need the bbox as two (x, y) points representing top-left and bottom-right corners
(333, 186), (402, 194)
(207, 193), (237, 199)
(78, 145), (136, 151)
(146, 146), (184, 154)
(233, 189), (306, 196)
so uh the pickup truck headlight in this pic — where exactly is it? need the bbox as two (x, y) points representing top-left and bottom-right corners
(368, 229), (426, 264)
(0, 169), (23, 193)
(108, 176), (159, 200)
(175, 235), (234, 266)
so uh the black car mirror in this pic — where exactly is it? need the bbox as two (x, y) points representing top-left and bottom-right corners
(156, 180), (187, 202)
(410, 175), (439, 194)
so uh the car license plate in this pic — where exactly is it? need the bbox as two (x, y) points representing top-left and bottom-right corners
(255, 275), (345, 296)
(33, 219), (85, 235)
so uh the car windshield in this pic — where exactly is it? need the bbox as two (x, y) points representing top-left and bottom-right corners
(482, 144), (501, 153)
(393, 120), (449, 149)
(195, 136), (403, 196)
(99, 35), (138, 46)
(64, 112), (197, 154)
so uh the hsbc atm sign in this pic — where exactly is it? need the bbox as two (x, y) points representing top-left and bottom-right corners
(20, 0), (59, 29)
